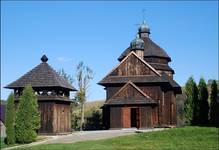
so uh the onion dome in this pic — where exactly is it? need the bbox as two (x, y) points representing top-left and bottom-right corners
(130, 34), (144, 50)
(138, 20), (150, 34)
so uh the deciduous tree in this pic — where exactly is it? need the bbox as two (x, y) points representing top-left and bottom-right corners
(75, 62), (93, 131)
(58, 68), (74, 84)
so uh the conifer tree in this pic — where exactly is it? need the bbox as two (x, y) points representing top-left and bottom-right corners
(5, 93), (15, 144)
(184, 77), (196, 125)
(198, 78), (209, 125)
(192, 83), (199, 125)
(15, 85), (40, 143)
(210, 80), (219, 126)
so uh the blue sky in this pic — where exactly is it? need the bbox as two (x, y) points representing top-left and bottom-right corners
(1, 1), (218, 101)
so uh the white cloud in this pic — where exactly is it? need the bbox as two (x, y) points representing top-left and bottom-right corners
(57, 57), (73, 62)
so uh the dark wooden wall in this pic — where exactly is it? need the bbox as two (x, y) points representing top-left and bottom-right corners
(144, 57), (168, 64)
(38, 102), (71, 134)
(105, 86), (177, 128)
(53, 103), (71, 133)
(106, 86), (122, 100)
(138, 86), (162, 100)
(38, 102), (54, 133)
(108, 106), (155, 129)
(112, 84), (147, 100)
(110, 107), (122, 128)
(140, 106), (152, 128)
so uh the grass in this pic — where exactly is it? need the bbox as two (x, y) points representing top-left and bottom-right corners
(0, 136), (48, 149)
(0, 138), (17, 149)
(13, 126), (218, 150)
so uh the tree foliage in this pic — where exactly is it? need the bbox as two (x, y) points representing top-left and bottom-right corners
(191, 82), (199, 125)
(184, 77), (197, 125)
(58, 68), (74, 84)
(210, 80), (219, 126)
(5, 93), (15, 144)
(198, 78), (209, 125)
(75, 62), (93, 131)
(84, 109), (102, 130)
(15, 85), (40, 143)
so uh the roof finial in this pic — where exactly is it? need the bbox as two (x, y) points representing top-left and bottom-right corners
(41, 55), (48, 62)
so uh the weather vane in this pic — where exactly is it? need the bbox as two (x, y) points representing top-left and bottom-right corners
(134, 9), (147, 28)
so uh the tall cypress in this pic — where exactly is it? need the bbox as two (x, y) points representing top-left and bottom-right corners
(15, 85), (40, 143)
(184, 77), (196, 125)
(5, 93), (15, 144)
(198, 78), (209, 125)
(192, 83), (199, 125)
(210, 80), (219, 126)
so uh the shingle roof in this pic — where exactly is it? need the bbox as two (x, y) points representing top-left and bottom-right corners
(160, 72), (181, 89)
(98, 75), (167, 85)
(105, 82), (157, 105)
(149, 63), (174, 73)
(118, 37), (171, 61)
(5, 62), (76, 91)
(98, 74), (181, 94)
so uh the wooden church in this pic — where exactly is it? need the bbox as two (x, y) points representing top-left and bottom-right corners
(5, 55), (77, 134)
(99, 21), (181, 129)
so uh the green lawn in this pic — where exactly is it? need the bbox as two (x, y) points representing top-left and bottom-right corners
(1, 138), (18, 149)
(0, 136), (47, 149)
(13, 127), (219, 150)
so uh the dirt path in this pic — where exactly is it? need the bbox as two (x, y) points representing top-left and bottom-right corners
(45, 129), (136, 144)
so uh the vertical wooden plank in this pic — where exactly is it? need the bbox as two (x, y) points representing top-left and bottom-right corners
(140, 106), (152, 128)
(122, 107), (130, 128)
(110, 107), (122, 128)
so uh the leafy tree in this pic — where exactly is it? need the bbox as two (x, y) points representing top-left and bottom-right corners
(210, 80), (219, 126)
(15, 85), (40, 143)
(198, 78), (209, 125)
(5, 93), (15, 144)
(75, 62), (93, 131)
(70, 101), (81, 131)
(58, 68), (74, 84)
(84, 110), (102, 130)
(184, 77), (197, 125)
